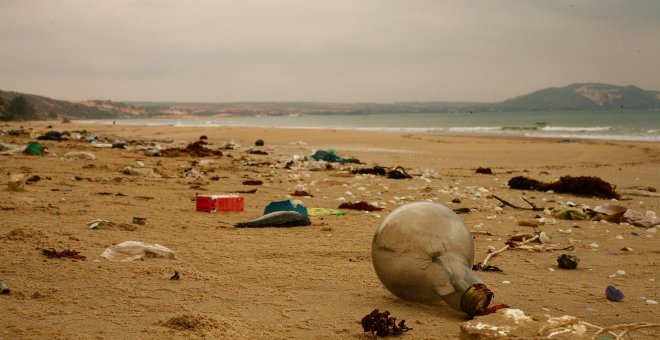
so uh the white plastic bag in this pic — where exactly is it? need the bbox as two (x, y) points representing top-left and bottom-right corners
(101, 241), (176, 262)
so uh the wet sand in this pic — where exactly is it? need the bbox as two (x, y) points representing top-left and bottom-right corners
(1, 121), (658, 339)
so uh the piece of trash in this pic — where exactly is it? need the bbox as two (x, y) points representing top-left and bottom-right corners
(24, 141), (43, 155)
(255, 139), (264, 146)
(508, 175), (620, 199)
(242, 179), (263, 185)
(539, 231), (553, 244)
(170, 271), (180, 280)
(62, 151), (96, 160)
(87, 219), (106, 229)
(0, 282), (10, 295)
(311, 149), (360, 164)
(308, 207), (346, 217)
(605, 285), (624, 302)
(472, 264), (504, 272)
(360, 309), (411, 337)
(615, 269), (626, 275)
(234, 211), (311, 228)
(338, 201), (383, 211)
(42, 248), (86, 261)
(132, 216), (147, 225)
(372, 202), (494, 317)
(121, 166), (160, 177)
(557, 254), (579, 269)
(476, 167), (493, 174)
(590, 242), (599, 248)
(196, 194), (244, 212)
(551, 205), (589, 220)
(8, 173), (26, 192)
(646, 299), (658, 305)
(101, 241), (176, 262)
(591, 204), (627, 222)
(264, 199), (308, 217)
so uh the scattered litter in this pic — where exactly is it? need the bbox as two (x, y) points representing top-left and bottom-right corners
(452, 207), (471, 214)
(234, 211), (311, 228)
(62, 151), (96, 160)
(590, 243), (599, 248)
(42, 248), (86, 260)
(476, 167), (493, 174)
(8, 173), (26, 192)
(101, 241), (176, 262)
(308, 207), (346, 217)
(338, 201), (383, 211)
(24, 141), (43, 155)
(255, 139), (264, 146)
(0, 282), (10, 295)
(311, 149), (360, 164)
(646, 299), (658, 305)
(360, 309), (411, 337)
(132, 216), (147, 225)
(605, 286), (625, 302)
(551, 205), (589, 220)
(557, 254), (579, 269)
(264, 199), (308, 217)
(472, 264), (504, 272)
(121, 166), (160, 177)
(508, 175), (620, 199)
(196, 194), (244, 212)
(170, 271), (180, 280)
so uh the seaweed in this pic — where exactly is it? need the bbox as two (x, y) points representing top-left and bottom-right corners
(508, 175), (619, 199)
(42, 248), (86, 261)
(351, 166), (412, 179)
(361, 309), (411, 337)
(338, 201), (383, 211)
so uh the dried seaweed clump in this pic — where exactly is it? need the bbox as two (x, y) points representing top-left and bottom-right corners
(338, 201), (383, 211)
(361, 309), (411, 337)
(508, 176), (619, 199)
(161, 314), (219, 331)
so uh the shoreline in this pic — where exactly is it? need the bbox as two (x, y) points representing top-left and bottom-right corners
(1, 120), (659, 339)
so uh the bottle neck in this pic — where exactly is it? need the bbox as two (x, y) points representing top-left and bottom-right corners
(460, 283), (494, 318)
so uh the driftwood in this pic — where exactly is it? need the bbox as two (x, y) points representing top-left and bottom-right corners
(492, 195), (544, 211)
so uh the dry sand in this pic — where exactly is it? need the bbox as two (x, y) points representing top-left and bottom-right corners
(1, 121), (658, 339)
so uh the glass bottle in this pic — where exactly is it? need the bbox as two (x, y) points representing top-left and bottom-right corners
(371, 201), (493, 317)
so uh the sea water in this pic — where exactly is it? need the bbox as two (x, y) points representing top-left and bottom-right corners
(80, 110), (660, 142)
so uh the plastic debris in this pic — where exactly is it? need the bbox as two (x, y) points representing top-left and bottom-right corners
(101, 241), (176, 262)
(121, 166), (160, 177)
(311, 149), (360, 164)
(8, 173), (26, 192)
(24, 141), (43, 155)
(62, 151), (96, 160)
(132, 216), (146, 225)
(308, 207), (346, 217)
(264, 200), (309, 217)
(234, 211), (311, 228)
(0, 282), (10, 295)
(605, 285), (624, 302)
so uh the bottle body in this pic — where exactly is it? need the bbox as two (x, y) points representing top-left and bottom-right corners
(372, 201), (491, 316)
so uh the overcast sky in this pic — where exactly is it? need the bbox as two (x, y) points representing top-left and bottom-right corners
(1, 1), (658, 103)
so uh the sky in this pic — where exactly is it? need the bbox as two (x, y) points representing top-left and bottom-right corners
(1, 1), (659, 103)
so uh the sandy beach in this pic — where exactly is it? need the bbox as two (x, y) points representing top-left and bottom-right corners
(1, 121), (658, 339)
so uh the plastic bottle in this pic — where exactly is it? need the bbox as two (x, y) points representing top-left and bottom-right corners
(371, 201), (493, 317)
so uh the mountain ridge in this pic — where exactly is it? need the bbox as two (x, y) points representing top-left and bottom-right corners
(1, 83), (658, 120)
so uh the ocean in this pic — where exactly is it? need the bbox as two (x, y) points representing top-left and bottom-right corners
(80, 110), (660, 142)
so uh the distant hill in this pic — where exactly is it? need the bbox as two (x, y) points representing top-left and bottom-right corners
(0, 90), (146, 120)
(1, 82), (658, 120)
(496, 83), (660, 111)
